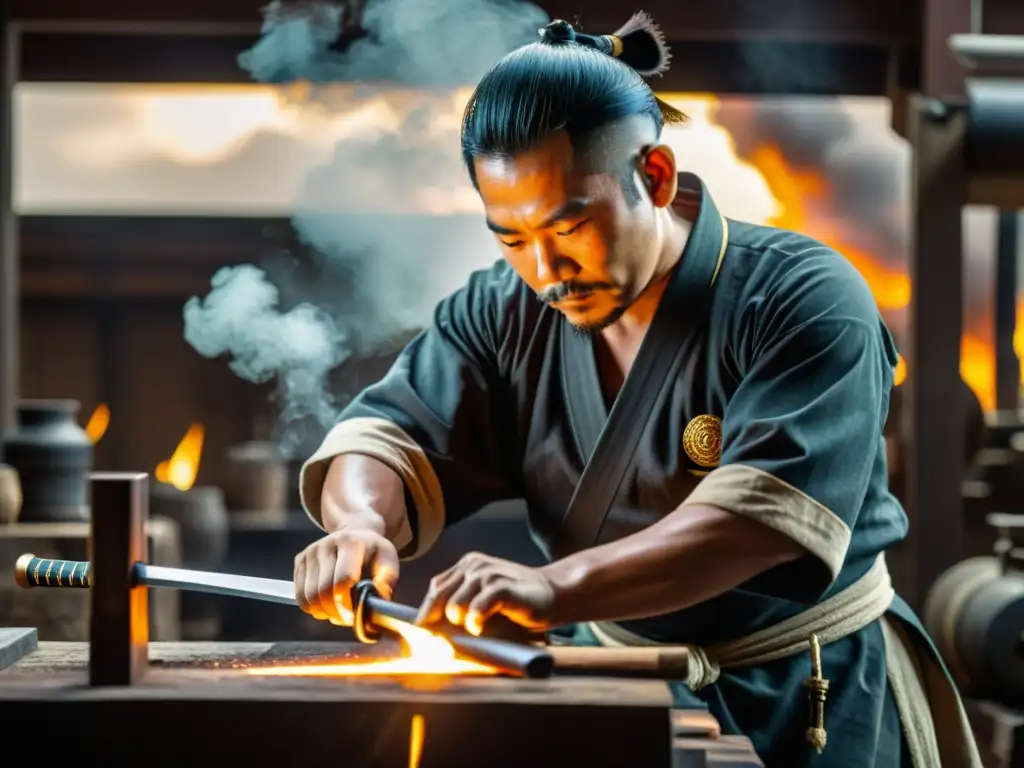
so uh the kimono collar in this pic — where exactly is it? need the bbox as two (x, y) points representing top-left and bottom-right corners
(666, 172), (729, 300)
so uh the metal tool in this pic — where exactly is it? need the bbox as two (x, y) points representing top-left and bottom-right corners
(14, 554), (553, 679)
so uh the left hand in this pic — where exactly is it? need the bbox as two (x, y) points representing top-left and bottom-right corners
(415, 552), (557, 637)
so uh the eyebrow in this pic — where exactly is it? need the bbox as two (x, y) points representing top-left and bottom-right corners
(485, 198), (590, 236)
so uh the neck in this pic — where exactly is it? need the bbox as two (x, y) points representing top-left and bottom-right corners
(603, 206), (692, 343)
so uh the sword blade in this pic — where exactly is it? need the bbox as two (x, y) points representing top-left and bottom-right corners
(137, 564), (298, 606)
(129, 563), (552, 677)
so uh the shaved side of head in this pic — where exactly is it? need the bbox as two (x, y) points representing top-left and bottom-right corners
(571, 115), (661, 206)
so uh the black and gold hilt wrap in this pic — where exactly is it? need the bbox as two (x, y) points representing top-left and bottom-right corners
(14, 554), (92, 589)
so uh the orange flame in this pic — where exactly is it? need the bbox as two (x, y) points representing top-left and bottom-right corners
(84, 403), (110, 444)
(248, 618), (496, 678)
(748, 143), (912, 311)
(745, 142), (1007, 409)
(894, 355), (907, 387)
(154, 423), (204, 491)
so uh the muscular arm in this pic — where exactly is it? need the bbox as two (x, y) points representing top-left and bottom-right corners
(320, 454), (408, 541)
(541, 504), (803, 625)
(300, 261), (523, 559)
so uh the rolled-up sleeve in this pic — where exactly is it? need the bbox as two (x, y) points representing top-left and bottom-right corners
(300, 263), (522, 559)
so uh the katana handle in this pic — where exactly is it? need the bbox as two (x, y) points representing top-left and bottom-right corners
(14, 554), (92, 589)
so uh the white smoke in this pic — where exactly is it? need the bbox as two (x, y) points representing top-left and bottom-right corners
(183, 264), (348, 433)
(182, 0), (548, 454)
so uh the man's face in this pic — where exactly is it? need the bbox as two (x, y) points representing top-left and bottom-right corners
(473, 131), (662, 333)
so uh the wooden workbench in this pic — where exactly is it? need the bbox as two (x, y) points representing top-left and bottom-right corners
(0, 629), (761, 767)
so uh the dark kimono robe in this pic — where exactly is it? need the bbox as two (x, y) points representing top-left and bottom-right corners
(300, 174), (948, 766)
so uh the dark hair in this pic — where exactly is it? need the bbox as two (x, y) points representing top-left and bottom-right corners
(461, 13), (687, 188)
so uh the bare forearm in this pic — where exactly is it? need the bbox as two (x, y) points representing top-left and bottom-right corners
(320, 453), (408, 542)
(539, 504), (805, 626)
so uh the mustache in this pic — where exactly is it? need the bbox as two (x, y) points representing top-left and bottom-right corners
(537, 281), (613, 305)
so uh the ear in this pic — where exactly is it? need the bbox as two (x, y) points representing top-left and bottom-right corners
(640, 144), (677, 208)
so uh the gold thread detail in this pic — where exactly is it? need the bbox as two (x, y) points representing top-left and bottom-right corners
(57, 560), (65, 586)
(683, 414), (722, 469)
(44, 560), (54, 586)
(606, 35), (623, 57)
(710, 216), (729, 286)
(32, 559), (41, 586)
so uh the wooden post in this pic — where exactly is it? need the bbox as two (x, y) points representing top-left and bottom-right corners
(903, 97), (969, 609)
(995, 211), (1021, 411)
(89, 472), (149, 686)
(920, 0), (974, 99)
(0, 9), (17, 440)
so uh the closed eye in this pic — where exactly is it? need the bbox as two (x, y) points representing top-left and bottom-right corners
(498, 218), (591, 248)
(557, 218), (591, 237)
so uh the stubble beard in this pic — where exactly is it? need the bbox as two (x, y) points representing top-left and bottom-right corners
(568, 303), (628, 335)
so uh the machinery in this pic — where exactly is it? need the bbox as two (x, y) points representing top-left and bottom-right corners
(925, 513), (1024, 704)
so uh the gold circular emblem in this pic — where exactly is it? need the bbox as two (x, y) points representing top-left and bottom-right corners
(682, 414), (722, 469)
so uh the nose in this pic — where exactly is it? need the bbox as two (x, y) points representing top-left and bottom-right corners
(532, 239), (562, 284)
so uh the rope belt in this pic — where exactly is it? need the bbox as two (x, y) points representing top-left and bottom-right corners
(587, 554), (983, 767)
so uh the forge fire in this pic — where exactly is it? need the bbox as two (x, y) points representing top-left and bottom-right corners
(247, 620), (498, 678)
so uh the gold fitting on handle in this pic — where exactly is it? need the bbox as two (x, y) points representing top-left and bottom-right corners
(605, 34), (624, 57)
(14, 553), (36, 589)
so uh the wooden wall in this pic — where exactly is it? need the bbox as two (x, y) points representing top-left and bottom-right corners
(18, 217), (289, 490)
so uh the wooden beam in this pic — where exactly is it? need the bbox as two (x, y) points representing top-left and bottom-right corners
(12, 0), (918, 43)
(19, 216), (286, 300)
(920, 0), (973, 98)
(12, 0), (269, 26)
(19, 31), (261, 83)
(16, 30), (906, 95)
(902, 96), (968, 609)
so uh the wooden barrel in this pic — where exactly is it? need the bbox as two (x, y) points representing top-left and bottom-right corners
(222, 441), (287, 522)
(924, 555), (1024, 704)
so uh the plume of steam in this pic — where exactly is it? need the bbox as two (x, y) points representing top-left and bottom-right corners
(183, 0), (548, 455)
(183, 265), (349, 450)
(239, 0), (547, 86)
(239, 2), (348, 83)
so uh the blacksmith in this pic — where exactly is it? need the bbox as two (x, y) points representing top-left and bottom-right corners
(293, 13), (981, 766)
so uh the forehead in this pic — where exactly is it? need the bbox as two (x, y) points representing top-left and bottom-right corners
(474, 131), (622, 214)
(474, 132), (578, 207)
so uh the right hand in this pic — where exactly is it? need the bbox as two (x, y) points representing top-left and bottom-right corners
(293, 528), (400, 625)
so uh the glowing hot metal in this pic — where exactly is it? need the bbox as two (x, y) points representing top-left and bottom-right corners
(14, 556), (553, 678)
(248, 615), (497, 677)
